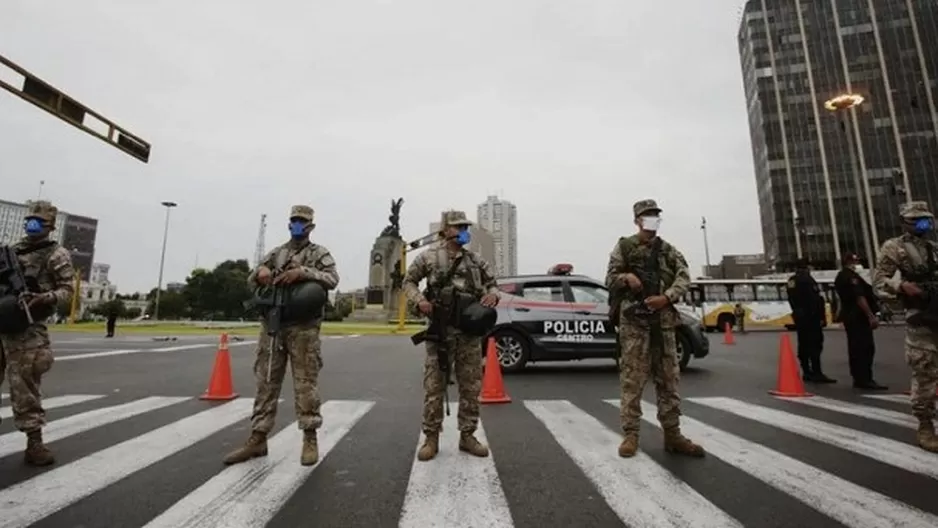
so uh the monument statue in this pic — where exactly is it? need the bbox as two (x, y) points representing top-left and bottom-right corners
(380, 198), (404, 239)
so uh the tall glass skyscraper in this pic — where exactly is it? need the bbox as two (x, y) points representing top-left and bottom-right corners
(738, 0), (938, 270)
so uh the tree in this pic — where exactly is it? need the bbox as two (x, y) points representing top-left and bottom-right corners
(180, 259), (253, 320)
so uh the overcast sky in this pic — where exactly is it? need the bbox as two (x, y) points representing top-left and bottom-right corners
(1, 0), (762, 293)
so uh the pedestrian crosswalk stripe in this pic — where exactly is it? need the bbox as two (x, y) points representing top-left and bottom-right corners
(526, 400), (743, 528)
(144, 400), (374, 528)
(605, 400), (938, 528)
(399, 403), (513, 528)
(0, 396), (189, 458)
(774, 395), (919, 429)
(0, 394), (105, 420)
(689, 397), (938, 480)
(863, 394), (910, 404)
(0, 398), (254, 528)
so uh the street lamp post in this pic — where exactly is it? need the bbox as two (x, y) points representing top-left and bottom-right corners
(824, 93), (876, 268)
(700, 217), (712, 275)
(153, 201), (177, 321)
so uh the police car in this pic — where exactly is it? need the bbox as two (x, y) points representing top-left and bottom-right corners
(487, 264), (710, 373)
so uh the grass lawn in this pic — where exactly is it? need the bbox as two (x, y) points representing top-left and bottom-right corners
(53, 321), (424, 336)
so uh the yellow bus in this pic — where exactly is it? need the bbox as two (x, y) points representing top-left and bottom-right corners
(678, 278), (839, 332)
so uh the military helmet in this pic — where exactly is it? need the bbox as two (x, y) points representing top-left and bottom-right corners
(281, 281), (328, 322)
(458, 301), (497, 336)
(0, 295), (31, 335)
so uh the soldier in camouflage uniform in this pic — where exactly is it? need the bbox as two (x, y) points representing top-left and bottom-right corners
(605, 199), (704, 458)
(0, 200), (75, 466)
(223, 205), (339, 466)
(403, 210), (500, 461)
(872, 201), (938, 453)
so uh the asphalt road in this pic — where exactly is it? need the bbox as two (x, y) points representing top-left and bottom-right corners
(1, 326), (937, 527)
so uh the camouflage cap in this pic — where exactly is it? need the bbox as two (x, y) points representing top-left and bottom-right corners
(440, 210), (473, 227)
(25, 200), (58, 224)
(289, 205), (315, 222)
(899, 200), (933, 219)
(633, 199), (662, 218)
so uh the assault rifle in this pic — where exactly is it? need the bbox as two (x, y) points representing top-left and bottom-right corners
(411, 288), (457, 416)
(0, 245), (36, 326)
(244, 278), (286, 382)
(624, 237), (663, 326)
(902, 244), (938, 329)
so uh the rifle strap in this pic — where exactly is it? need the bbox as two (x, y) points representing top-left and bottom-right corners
(13, 239), (56, 257)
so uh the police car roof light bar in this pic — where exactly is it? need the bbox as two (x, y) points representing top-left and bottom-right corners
(0, 53), (151, 163)
(548, 263), (574, 275)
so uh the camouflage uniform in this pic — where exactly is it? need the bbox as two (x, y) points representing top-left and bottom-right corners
(223, 205), (339, 466)
(403, 210), (499, 461)
(872, 201), (938, 453)
(0, 200), (75, 466)
(605, 199), (704, 458)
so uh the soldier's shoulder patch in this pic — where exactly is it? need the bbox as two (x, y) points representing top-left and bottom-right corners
(318, 253), (336, 268)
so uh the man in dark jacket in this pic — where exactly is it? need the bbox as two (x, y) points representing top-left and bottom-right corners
(834, 253), (887, 390)
(787, 258), (835, 383)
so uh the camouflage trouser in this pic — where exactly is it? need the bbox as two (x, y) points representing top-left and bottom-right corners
(422, 330), (483, 435)
(906, 325), (938, 422)
(618, 321), (681, 434)
(0, 325), (55, 432)
(250, 324), (323, 434)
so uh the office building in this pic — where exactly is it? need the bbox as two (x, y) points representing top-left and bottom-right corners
(738, 0), (938, 270)
(702, 253), (771, 279)
(476, 195), (518, 277)
(0, 198), (98, 280)
(429, 219), (496, 265)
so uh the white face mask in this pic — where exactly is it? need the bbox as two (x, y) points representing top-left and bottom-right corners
(640, 216), (661, 231)
(852, 264), (864, 272)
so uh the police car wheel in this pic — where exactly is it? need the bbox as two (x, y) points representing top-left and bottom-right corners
(489, 329), (529, 372)
(676, 330), (692, 371)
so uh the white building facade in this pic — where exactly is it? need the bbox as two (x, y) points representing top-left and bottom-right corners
(476, 195), (518, 277)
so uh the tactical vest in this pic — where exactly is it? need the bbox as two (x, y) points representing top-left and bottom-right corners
(429, 246), (483, 296)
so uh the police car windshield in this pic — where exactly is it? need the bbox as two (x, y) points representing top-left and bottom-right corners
(569, 282), (609, 304)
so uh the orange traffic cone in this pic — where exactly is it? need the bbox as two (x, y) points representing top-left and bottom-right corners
(723, 322), (735, 345)
(200, 333), (239, 401)
(480, 337), (511, 404)
(768, 333), (814, 397)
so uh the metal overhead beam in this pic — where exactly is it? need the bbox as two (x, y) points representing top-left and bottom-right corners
(0, 52), (151, 163)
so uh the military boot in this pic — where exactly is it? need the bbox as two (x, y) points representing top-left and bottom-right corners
(24, 430), (55, 466)
(458, 432), (489, 457)
(301, 430), (319, 466)
(417, 433), (439, 461)
(618, 433), (639, 458)
(663, 427), (705, 457)
(916, 420), (938, 453)
(222, 431), (268, 465)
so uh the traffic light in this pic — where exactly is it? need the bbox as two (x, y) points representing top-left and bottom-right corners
(0, 53), (151, 163)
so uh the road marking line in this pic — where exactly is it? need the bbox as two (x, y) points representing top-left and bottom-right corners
(143, 400), (374, 528)
(0, 394), (105, 420)
(0, 398), (253, 528)
(0, 396), (189, 458)
(862, 394), (910, 404)
(56, 341), (258, 361)
(529, 400), (741, 528)
(602, 399), (938, 528)
(774, 395), (918, 428)
(690, 397), (938, 479)
(399, 402), (513, 528)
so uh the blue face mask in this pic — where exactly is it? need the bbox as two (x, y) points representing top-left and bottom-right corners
(913, 217), (934, 235)
(289, 220), (308, 238)
(455, 228), (471, 246)
(25, 218), (44, 236)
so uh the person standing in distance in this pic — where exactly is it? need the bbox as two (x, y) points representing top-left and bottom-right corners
(786, 258), (835, 383)
(223, 205), (339, 466)
(0, 200), (75, 466)
(872, 201), (938, 453)
(605, 199), (704, 458)
(403, 210), (500, 461)
(834, 252), (887, 390)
